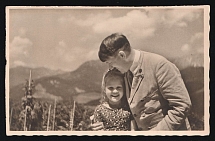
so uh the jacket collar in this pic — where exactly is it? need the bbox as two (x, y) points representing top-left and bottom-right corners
(130, 49), (140, 74)
(128, 50), (145, 104)
(131, 50), (144, 77)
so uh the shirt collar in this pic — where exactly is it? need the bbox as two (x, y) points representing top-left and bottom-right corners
(130, 49), (140, 75)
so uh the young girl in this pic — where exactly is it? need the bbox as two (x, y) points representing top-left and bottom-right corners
(93, 68), (137, 131)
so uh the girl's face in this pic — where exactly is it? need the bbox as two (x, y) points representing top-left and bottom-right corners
(105, 77), (124, 105)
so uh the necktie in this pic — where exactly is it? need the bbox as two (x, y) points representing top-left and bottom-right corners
(127, 70), (134, 89)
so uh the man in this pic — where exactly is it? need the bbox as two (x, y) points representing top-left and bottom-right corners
(92, 33), (191, 131)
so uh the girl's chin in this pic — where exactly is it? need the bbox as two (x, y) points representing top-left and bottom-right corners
(110, 98), (120, 103)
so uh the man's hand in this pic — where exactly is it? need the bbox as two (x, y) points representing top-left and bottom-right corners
(90, 115), (104, 131)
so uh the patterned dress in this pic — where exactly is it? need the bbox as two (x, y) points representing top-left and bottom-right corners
(93, 103), (132, 131)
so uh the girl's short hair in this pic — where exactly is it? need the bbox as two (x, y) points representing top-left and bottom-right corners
(104, 68), (124, 84)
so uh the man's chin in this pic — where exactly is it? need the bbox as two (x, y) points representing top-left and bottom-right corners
(118, 70), (125, 74)
(115, 68), (127, 74)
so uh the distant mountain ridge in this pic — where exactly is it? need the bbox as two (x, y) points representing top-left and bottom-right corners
(172, 53), (204, 70)
(9, 60), (108, 102)
(172, 53), (204, 121)
(9, 66), (66, 88)
(9, 54), (205, 130)
(9, 54), (204, 115)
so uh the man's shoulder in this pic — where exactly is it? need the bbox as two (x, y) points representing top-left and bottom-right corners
(141, 51), (167, 63)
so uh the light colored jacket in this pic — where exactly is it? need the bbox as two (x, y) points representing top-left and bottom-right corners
(124, 51), (191, 130)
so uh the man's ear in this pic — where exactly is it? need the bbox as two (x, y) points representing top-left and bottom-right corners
(118, 51), (126, 59)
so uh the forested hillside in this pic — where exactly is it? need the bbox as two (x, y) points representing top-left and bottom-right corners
(9, 54), (205, 131)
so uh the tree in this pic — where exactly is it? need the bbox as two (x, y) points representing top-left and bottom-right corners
(19, 70), (43, 131)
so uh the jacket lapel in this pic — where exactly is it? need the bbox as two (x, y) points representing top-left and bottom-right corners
(128, 74), (144, 104)
(128, 51), (145, 104)
(124, 75), (130, 99)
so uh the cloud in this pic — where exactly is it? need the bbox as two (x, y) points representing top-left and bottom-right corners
(196, 47), (204, 54)
(85, 49), (99, 60)
(58, 10), (157, 39)
(56, 40), (67, 56)
(54, 40), (72, 61)
(75, 11), (112, 27)
(59, 40), (67, 47)
(160, 9), (201, 27)
(54, 40), (89, 62)
(11, 8), (202, 71)
(190, 32), (204, 54)
(181, 32), (204, 54)
(58, 11), (112, 27)
(18, 27), (27, 37)
(92, 10), (157, 39)
(61, 9), (201, 40)
(9, 35), (33, 68)
(10, 36), (33, 57)
(13, 60), (27, 67)
(177, 22), (188, 27)
(58, 15), (77, 24)
(181, 44), (190, 52)
(190, 32), (204, 43)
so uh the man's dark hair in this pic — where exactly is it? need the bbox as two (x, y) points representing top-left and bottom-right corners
(98, 33), (131, 62)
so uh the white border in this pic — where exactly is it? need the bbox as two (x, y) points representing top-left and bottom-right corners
(5, 5), (210, 136)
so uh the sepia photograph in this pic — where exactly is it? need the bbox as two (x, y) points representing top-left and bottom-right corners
(6, 6), (210, 135)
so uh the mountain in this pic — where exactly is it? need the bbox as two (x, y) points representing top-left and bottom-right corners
(172, 53), (205, 128)
(180, 66), (204, 119)
(58, 60), (108, 90)
(9, 60), (108, 103)
(9, 54), (205, 130)
(172, 53), (204, 70)
(9, 54), (205, 118)
(9, 66), (66, 88)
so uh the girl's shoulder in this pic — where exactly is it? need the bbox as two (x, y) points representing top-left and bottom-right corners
(95, 102), (117, 112)
(94, 103), (108, 112)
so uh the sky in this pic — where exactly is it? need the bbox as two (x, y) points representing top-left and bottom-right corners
(7, 6), (206, 71)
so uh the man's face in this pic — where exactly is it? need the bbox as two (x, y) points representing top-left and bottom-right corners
(106, 55), (129, 73)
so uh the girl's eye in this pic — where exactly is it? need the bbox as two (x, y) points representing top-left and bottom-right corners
(107, 86), (122, 91)
(116, 87), (122, 90)
(108, 87), (114, 91)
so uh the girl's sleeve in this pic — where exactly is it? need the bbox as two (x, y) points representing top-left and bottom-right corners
(93, 105), (103, 123)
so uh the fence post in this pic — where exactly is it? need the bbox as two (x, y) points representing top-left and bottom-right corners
(70, 101), (75, 131)
(52, 98), (56, 131)
(24, 106), (27, 131)
(47, 105), (52, 131)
